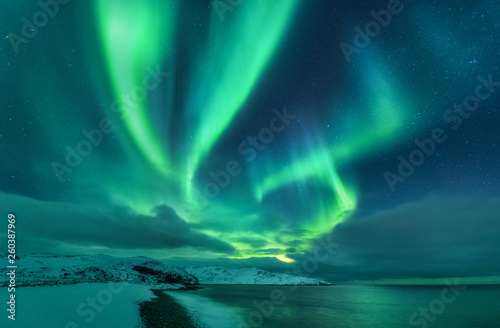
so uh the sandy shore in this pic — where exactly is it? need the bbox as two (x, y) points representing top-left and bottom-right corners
(139, 289), (198, 328)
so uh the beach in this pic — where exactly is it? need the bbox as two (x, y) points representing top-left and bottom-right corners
(139, 287), (245, 328)
(139, 289), (198, 328)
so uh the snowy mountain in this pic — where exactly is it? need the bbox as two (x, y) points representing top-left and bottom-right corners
(0, 253), (198, 288)
(185, 265), (330, 285)
(1, 254), (330, 288)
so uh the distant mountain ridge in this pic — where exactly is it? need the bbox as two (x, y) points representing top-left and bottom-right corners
(1, 254), (330, 288)
(0, 253), (198, 288)
(185, 265), (330, 285)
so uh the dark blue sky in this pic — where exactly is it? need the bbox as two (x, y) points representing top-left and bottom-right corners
(1, 0), (499, 283)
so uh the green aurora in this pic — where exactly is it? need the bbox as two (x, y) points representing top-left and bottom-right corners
(2, 0), (500, 283)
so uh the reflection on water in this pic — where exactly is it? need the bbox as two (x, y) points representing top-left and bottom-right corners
(170, 284), (500, 328)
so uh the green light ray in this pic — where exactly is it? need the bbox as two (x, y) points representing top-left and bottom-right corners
(183, 1), (299, 195)
(255, 58), (412, 198)
(250, 59), (415, 241)
(96, 0), (177, 172)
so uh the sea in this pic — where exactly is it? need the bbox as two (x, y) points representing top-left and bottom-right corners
(167, 284), (500, 328)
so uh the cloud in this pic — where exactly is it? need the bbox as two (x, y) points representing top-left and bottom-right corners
(5, 191), (499, 283)
(228, 236), (269, 249)
(309, 195), (500, 281)
(164, 255), (290, 271)
(0, 193), (235, 254)
(184, 195), (500, 283)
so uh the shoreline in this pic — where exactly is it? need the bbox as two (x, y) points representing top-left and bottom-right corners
(139, 289), (198, 328)
(138, 284), (335, 327)
(140, 286), (246, 328)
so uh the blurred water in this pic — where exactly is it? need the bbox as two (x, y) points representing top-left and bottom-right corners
(172, 284), (500, 328)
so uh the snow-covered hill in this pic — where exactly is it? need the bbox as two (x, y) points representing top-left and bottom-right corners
(185, 265), (330, 285)
(0, 253), (198, 288)
(1, 254), (330, 288)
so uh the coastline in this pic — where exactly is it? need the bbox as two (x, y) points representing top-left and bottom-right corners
(139, 289), (198, 328)
(138, 284), (333, 327)
(139, 287), (245, 328)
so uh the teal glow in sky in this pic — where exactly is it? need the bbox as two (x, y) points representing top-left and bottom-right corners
(97, 0), (176, 172)
(2, 0), (500, 283)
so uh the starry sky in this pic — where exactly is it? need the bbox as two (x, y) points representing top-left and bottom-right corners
(1, 0), (500, 283)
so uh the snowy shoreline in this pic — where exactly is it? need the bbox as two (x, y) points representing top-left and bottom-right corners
(1, 254), (331, 327)
(164, 289), (245, 328)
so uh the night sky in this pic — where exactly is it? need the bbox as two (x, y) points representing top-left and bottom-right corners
(1, 0), (500, 283)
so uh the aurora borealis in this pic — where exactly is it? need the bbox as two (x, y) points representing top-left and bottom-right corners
(2, 0), (500, 282)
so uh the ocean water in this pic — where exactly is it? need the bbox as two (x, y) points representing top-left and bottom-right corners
(168, 284), (500, 328)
